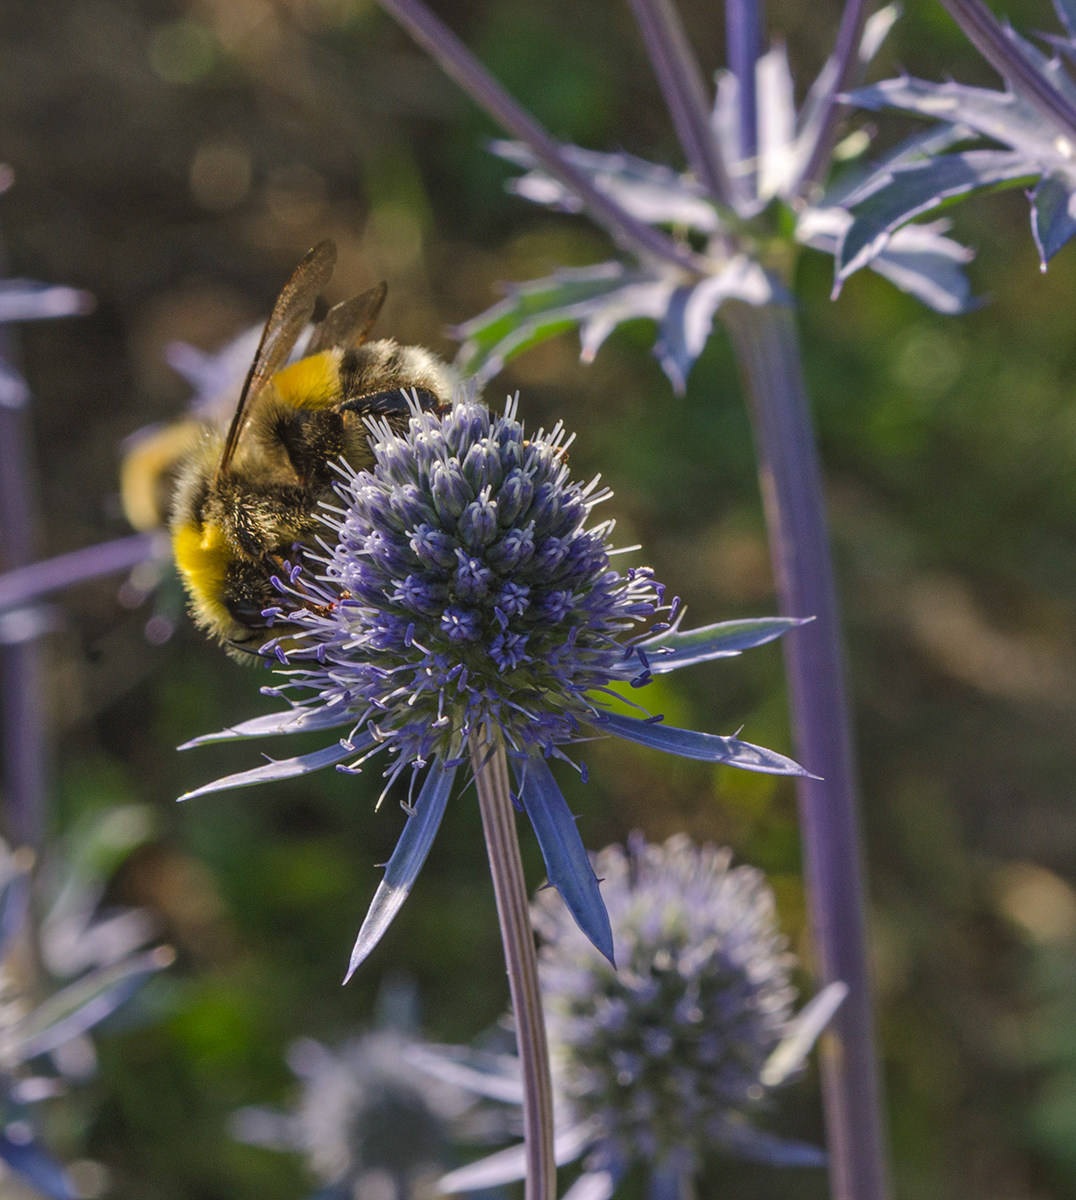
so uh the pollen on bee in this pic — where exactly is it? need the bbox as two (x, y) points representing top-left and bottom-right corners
(271, 350), (340, 410)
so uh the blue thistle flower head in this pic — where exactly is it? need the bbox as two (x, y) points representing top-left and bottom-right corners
(231, 1029), (474, 1196)
(534, 833), (805, 1173)
(181, 390), (813, 977)
(267, 391), (669, 772)
(421, 836), (845, 1198)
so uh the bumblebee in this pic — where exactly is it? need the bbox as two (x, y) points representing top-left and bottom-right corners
(170, 240), (453, 655)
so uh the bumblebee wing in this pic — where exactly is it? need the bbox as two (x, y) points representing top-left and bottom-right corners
(216, 240), (337, 479)
(305, 281), (387, 355)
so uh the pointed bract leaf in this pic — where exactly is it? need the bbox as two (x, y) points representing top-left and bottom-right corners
(717, 1120), (827, 1167)
(762, 981), (849, 1086)
(801, 207), (976, 312)
(655, 258), (775, 393)
(868, 222), (977, 313)
(564, 1171), (617, 1200)
(405, 1042), (524, 1104)
(0, 1135), (77, 1200)
(0, 281), (92, 324)
(756, 44), (797, 200)
(438, 1121), (595, 1193)
(632, 616), (809, 672)
(596, 711), (812, 776)
(1, 949), (170, 1066)
(514, 756), (614, 964)
(1030, 172), (1076, 265)
(344, 760), (457, 981)
(1055, 0), (1076, 37)
(492, 141), (721, 232)
(838, 150), (1034, 279)
(179, 704), (358, 748)
(848, 77), (1059, 159)
(859, 4), (900, 64)
(178, 738), (371, 800)
(454, 264), (669, 382)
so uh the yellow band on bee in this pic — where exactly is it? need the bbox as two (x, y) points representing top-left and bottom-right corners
(271, 350), (340, 410)
(173, 520), (233, 628)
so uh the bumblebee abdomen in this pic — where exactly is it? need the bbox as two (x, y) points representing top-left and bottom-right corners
(172, 519), (239, 639)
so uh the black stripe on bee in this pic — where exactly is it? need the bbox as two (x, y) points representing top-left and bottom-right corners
(339, 388), (443, 417)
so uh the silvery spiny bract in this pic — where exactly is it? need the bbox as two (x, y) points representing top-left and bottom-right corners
(181, 393), (810, 976)
(422, 836), (843, 1199)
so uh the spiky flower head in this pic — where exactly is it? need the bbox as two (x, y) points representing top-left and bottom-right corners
(267, 390), (666, 780)
(183, 391), (807, 973)
(232, 1029), (474, 1197)
(532, 834), (820, 1175)
(424, 836), (839, 1197)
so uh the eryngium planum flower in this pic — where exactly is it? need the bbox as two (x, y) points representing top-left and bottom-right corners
(232, 1029), (476, 1200)
(181, 393), (810, 973)
(535, 834), (822, 1172)
(425, 836), (844, 1199)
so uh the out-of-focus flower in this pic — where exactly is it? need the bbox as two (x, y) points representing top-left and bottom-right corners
(231, 983), (479, 1200)
(0, 168), (93, 407)
(838, 0), (1076, 278)
(453, 6), (975, 394)
(415, 835), (845, 1200)
(0, 817), (172, 1200)
(120, 322), (312, 533)
(180, 392), (810, 978)
(117, 321), (316, 643)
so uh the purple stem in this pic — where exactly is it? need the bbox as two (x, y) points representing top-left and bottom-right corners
(0, 331), (46, 849)
(625, 0), (734, 203)
(794, 0), (870, 196)
(470, 732), (556, 1200)
(937, 0), (1076, 140)
(725, 0), (762, 164)
(374, 0), (706, 274)
(721, 300), (889, 1200)
(0, 533), (160, 613)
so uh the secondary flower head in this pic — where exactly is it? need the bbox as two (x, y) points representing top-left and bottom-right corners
(182, 392), (811, 976)
(0, 826), (171, 1200)
(232, 1029), (475, 1197)
(535, 834), (819, 1173)
(420, 836), (845, 1199)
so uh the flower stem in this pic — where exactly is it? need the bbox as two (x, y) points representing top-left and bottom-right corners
(470, 730), (556, 1200)
(794, 0), (869, 196)
(0, 322), (46, 850)
(625, 0), (733, 204)
(725, 0), (762, 165)
(721, 300), (889, 1200)
(937, 0), (1076, 143)
(375, 0), (706, 274)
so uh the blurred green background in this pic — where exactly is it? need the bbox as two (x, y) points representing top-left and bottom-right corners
(1, 0), (1075, 1196)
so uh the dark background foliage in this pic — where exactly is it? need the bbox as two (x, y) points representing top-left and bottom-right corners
(0, 0), (1075, 1196)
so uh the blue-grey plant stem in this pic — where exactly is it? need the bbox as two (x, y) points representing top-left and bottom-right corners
(794, 0), (870, 195)
(374, 0), (707, 275)
(725, 0), (762, 163)
(470, 730), (556, 1200)
(721, 300), (889, 1200)
(625, 0), (733, 204)
(936, 0), (1076, 140)
(0, 321), (46, 850)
